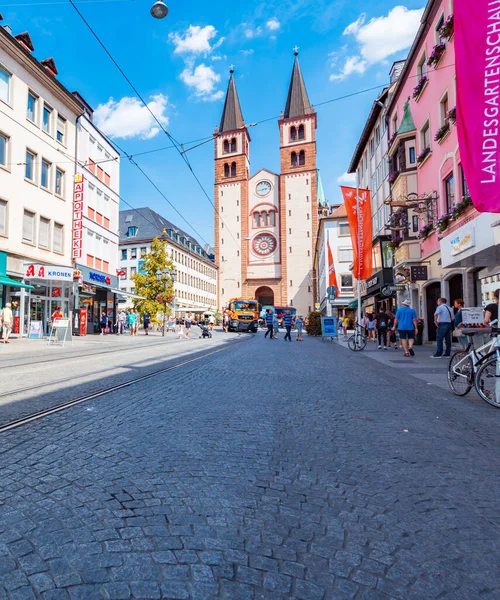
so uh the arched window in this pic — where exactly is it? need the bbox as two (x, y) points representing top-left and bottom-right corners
(261, 212), (269, 227)
(231, 162), (236, 177)
(298, 124), (305, 140)
(223, 140), (229, 153)
(269, 211), (276, 227)
(290, 126), (297, 141)
(299, 150), (305, 166)
(253, 213), (261, 228)
(230, 138), (237, 152)
(224, 163), (229, 177)
(291, 152), (298, 167)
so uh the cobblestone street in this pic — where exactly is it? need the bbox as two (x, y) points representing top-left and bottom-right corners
(0, 332), (499, 599)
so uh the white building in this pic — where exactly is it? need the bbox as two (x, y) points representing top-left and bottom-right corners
(119, 208), (217, 313)
(0, 26), (83, 336)
(72, 92), (121, 334)
(314, 205), (356, 316)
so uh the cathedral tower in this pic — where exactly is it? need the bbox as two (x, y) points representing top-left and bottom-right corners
(214, 68), (250, 308)
(279, 50), (317, 314)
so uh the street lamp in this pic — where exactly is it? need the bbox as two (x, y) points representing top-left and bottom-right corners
(150, 0), (168, 19)
(156, 267), (177, 337)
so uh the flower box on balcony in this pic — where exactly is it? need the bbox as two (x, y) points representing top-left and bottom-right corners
(412, 76), (428, 101)
(417, 147), (431, 167)
(418, 223), (434, 240)
(448, 107), (456, 124)
(439, 14), (454, 41)
(427, 43), (446, 68)
(434, 123), (450, 144)
(388, 171), (400, 184)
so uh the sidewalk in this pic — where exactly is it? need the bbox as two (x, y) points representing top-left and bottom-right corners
(332, 331), (471, 395)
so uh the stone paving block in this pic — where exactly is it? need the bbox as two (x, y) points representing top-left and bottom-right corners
(101, 582), (131, 599)
(130, 581), (161, 599)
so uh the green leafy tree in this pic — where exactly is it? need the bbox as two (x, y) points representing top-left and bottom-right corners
(131, 237), (176, 323)
(306, 311), (322, 336)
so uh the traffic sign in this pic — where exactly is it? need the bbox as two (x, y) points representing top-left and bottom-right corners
(116, 269), (126, 277)
(327, 285), (338, 297)
(328, 298), (336, 305)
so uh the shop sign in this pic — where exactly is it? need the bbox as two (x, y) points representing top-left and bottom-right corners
(25, 264), (73, 281)
(462, 307), (484, 326)
(28, 321), (42, 339)
(89, 271), (112, 286)
(366, 276), (379, 289)
(116, 269), (126, 277)
(410, 266), (428, 281)
(73, 173), (84, 260)
(450, 227), (475, 256)
(382, 284), (407, 296)
(81, 284), (96, 294)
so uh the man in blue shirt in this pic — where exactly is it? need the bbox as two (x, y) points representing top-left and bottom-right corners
(283, 310), (293, 341)
(264, 309), (274, 340)
(393, 299), (418, 357)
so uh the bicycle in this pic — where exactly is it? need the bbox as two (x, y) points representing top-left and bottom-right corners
(447, 328), (497, 396)
(474, 327), (500, 407)
(348, 323), (367, 352)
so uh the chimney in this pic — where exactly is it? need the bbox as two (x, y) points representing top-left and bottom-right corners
(40, 57), (58, 77)
(14, 31), (34, 53)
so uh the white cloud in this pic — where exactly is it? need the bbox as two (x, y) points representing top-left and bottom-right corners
(240, 49), (254, 56)
(266, 18), (280, 31)
(244, 26), (262, 39)
(180, 64), (224, 101)
(94, 94), (169, 140)
(169, 25), (224, 56)
(330, 5), (424, 81)
(337, 171), (357, 184)
(330, 55), (367, 81)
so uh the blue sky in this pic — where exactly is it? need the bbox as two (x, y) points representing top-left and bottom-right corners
(4, 0), (425, 246)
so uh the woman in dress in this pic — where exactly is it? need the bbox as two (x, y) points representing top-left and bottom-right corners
(295, 315), (304, 341)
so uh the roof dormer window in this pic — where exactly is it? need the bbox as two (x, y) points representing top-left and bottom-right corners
(127, 226), (138, 237)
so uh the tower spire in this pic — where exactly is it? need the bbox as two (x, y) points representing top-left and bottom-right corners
(283, 50), (312, 119)
(219, 68), (245, 133)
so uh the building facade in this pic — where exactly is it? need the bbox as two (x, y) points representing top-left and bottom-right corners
(119, 208), (217, 313)
(314, 205), (356, 317)
(214, 53), (318, 315)
(0, 26), (83, 336)
(73, 93), (121, 334)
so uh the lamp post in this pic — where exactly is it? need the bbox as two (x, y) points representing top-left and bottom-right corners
(156, 267), (177, 337)
(150, 0), (168, 18)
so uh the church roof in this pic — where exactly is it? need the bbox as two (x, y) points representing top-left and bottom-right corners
(397, 97), (416, 135)
(283, 53), (313, 119)
(219, 71), (245, 133)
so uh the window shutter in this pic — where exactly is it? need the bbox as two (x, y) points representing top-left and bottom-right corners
(23, 212), (33, 242)
(0, 200), (6, 235)
(53, 223), (63, 253)
(39, 218), (50, 248)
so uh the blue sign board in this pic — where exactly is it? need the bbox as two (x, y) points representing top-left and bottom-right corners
(321, 317), (337, 338)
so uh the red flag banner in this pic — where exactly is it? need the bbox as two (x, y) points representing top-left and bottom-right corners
(327, 239), (340, 297)
(340, 186), (373, 280)
(455, 0), (500, 212)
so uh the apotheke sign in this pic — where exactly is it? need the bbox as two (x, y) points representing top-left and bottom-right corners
(25, 264), (73, 281)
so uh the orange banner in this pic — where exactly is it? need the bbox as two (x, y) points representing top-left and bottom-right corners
(326, 240), (339, 297)
(340, 186), (373, 280)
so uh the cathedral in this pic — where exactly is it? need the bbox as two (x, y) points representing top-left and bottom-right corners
(214, 51), (319, 315)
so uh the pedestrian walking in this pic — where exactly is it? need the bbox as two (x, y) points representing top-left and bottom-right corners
(295, 315), (304, 341)
(283, 309), (293, 341)
(185, 312), (194, 339)
(264, 309), (274, 340)
(177, 320), (185, 339)
(208, 314), (215, 330)
(128, 309), (138, 336)
(375, 304), (390, 350)
(0, 303), (13, 344)
(359, 313), (369, 337)
(52, 306), (64, 322)
(367, 313), (376, 342)
(432, 297), (454, 358)
(143, 311), (151, 335)
(452, 298), (468, 348)
(393, 299), (418, 357)
(100, 310), (108, 335)
(117, 309), (126, 334)
(386, 309), (399, 350)
(223, 311), (229, 333)
(342, 315), (349, 340)
(338, 316), (343, 337)
(484, 288), (499, 325)
(273, 314), (279, 339)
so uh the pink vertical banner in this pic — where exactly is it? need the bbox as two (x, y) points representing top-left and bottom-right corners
(455, 0), (500, 213)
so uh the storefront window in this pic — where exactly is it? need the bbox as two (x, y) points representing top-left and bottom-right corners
(382, 241), (394, 268)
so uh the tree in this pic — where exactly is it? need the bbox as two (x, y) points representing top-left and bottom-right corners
(305, 311), (322, 336)
(131, 237), (176, 322)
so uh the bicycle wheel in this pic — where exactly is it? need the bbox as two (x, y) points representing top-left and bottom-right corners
(447, 351), (473, 396)
(348, 333), (366, 351)
(475, 358), (500, 408)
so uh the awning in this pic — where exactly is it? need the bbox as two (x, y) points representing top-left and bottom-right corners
(347, 300), (358, 308)
(0, 276), (34, 290)
(110, 288), (144, 300)
(175, 307), (213, 313)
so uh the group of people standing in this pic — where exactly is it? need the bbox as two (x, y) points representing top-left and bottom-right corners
(263, 309), (304, 341)
(112, 309), (143, 336)
(359, 305), (400, 351)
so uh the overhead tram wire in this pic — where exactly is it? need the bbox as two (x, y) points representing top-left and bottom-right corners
(67, 0), (242, 251)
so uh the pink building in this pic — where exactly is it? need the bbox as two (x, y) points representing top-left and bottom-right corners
(386, 0), (481, 342)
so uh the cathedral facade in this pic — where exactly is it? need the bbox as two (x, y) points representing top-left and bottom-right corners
(214, 53), (318, 315)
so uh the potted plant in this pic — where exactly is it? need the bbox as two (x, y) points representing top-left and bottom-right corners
(448, 106), (456, 124)
(305, 311), (322, 336)
(388, 171), (400, 184)
(439, 14), (454, 40)
(434, 122), (450, 143)
(427, 43), (446, 68)
(388, 237), (402, 251)
(417, 147), (431, 165)
(418, 223), (434, 240)
(412, 76), (428, 100)
(437, 212), (453, 233)
(450, 195), (473, 220)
